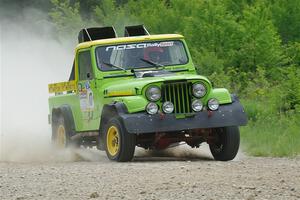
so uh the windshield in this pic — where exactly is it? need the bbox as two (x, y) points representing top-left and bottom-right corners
(95, 40), (188, 71)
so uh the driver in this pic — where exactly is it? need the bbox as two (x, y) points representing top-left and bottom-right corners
(144, 47), (164, 63)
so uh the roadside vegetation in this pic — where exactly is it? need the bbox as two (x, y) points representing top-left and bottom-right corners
(6, 0), (300, 156)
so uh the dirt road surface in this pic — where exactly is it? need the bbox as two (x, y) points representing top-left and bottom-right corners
(1, 145), (300, 200)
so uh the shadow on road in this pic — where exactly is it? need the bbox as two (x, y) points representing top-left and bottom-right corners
(132, 144), (214, 162)
(133, 156), (213, 162)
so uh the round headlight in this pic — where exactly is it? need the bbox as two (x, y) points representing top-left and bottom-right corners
(162, 101), (174, 113)
(192, 83), (206, 98)
(192, 99), (203, 112)
(146, 86), (161, 101)
(208, 98), (219, 110)
(146, 102), (158, 115)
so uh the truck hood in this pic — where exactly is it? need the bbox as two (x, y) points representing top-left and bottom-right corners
(99, 73), (211, 97)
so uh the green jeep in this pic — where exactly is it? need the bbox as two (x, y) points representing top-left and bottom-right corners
(48, 25), (247, 162)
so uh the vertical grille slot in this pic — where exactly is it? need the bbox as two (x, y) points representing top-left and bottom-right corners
(162, 82), (191, 114)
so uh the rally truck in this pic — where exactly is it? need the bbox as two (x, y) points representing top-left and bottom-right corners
(48, 25), (247, 162)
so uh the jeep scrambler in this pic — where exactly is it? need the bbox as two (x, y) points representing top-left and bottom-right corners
(48, 25), (247, 162)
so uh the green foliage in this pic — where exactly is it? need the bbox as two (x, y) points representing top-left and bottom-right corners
(47, 0), (300, 157)
(49, 0), (85, 39)
(195, 51), (224, 75)
(237, 3), (285, 71)
(239, 65), (300, 157)
(271, 0), (300, 43)
(279, 67), (300, 111)
(93, 0), (138, 35)
(182, 0), (243, 69)
(285, 42), (300, 66)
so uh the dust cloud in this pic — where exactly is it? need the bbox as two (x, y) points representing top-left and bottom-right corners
(0, 7), (105, 162)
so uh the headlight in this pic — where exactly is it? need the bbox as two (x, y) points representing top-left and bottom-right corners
(146, 86), (161, 101)
(192, 99), (203, 112)
(162, 101), (174, 113)
(146, 102), (158, 114)
(192, 83), (206, 98)
(208, 98), (219, 110)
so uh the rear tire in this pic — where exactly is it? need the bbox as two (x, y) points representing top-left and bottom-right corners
(104, 117), (136, 162)
(52, 114), (78, 148)
(209, 126), (240, 161)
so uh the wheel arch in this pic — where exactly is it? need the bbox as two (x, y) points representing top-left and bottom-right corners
(51, 105), (76, 138)
(98, 102), (128, 150)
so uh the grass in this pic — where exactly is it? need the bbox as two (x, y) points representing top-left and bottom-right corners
(240, 114), (300, 157)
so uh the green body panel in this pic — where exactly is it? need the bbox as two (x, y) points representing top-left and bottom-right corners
(102, 74), (210, 96)
(206, 88), (232, 104)
(111, 96), (148, 113)
(48, 94), (82, 130)
(48, 38), (232, 132)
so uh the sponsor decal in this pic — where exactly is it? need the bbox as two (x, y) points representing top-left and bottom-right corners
(105, 41), (174, 51)
(107, 90), (134, 96)
(79, 81), (94, 111)
(85, 81), (90, 89)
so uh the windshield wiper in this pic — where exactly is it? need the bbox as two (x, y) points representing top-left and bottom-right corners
(140, 58), (164, 68)
(101, 61), (126, 71)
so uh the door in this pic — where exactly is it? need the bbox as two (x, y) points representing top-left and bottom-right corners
(77, 49), (95, 124)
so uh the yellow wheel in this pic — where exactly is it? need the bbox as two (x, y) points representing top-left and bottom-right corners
(104, 118), (136, 162)
(51, 114), (78, 148)
(106, 126), (120, 156)
(56, 124), (67, 148)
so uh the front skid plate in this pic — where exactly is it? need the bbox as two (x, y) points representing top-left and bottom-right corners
(120, 101), (247, 134)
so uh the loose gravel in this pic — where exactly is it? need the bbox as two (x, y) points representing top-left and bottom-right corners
(1, 145), (299, 200)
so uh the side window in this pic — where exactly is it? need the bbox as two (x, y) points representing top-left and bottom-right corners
(78, 50), (93, 80)
(69, 60), (75, 81)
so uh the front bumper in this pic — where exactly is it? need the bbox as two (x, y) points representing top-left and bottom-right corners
(119, 100), (248, 134)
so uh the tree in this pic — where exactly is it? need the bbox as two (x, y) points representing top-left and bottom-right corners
(271, 0), (300, 43)
(49, 0), (86, 40)
(236, 2), (285, 71)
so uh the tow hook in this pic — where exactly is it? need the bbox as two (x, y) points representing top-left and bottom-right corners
(159, 111), (165, 120)
(207, 110), (213, 118)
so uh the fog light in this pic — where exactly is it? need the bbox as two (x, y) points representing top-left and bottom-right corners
(192, 99), (203, 112)
(208, 98), (219, 110)
(162, 101), (174, 113)
(146, 102), (158, 114)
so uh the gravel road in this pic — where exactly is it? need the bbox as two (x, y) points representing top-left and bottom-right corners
(1, 145), (300, 200)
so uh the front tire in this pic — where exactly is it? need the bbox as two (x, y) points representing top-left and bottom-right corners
(209, 126), (240, 161)
(104, 118), (136, 162)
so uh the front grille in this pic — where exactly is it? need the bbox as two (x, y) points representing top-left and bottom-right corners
(162, 81), (192, 113)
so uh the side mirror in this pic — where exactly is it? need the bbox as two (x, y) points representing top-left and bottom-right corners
(87, 72), (91, 79)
